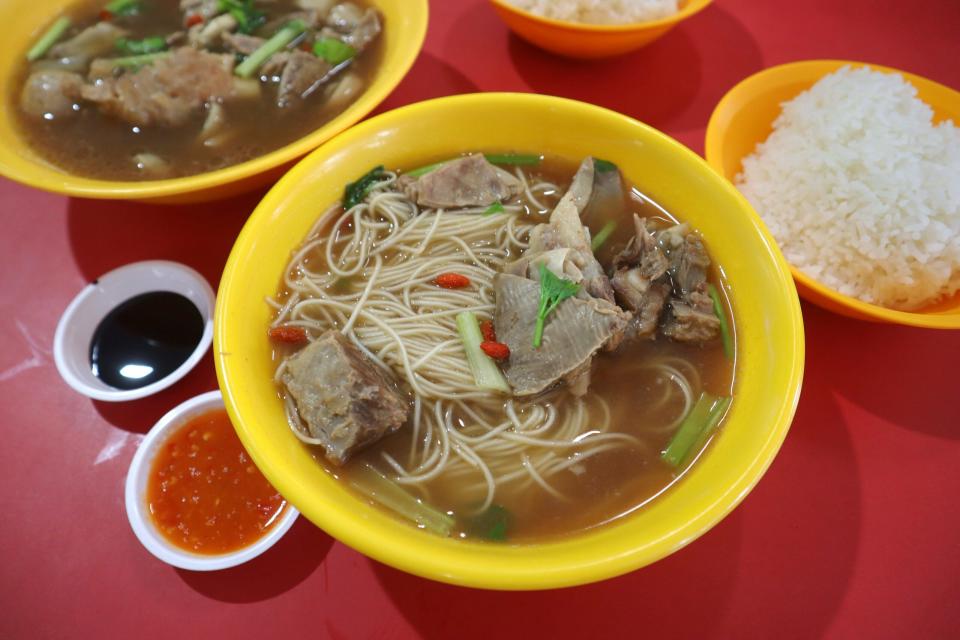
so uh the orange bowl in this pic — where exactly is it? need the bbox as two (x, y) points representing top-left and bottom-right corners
(705, 60), (960, 329)
(0, 0), (427, 204)
(489, 0), (712, 59)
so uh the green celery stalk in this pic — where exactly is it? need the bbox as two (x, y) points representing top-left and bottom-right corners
(456, 312), (510, 393)
(662, 392), (732, 467)
(707, 283), (734, 360)
(105, 51), (170, 70)
(235, 19), (306, 79)
(590, 220), (617, 251)
(484, 153), (541, 166)
(26, 17), (71, 61)
(350, 464), (454, 536)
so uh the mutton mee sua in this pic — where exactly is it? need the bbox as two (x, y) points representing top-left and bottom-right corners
(269, 153), (735, 542)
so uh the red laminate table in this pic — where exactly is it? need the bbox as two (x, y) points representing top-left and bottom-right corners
(2, 1), (959, 638)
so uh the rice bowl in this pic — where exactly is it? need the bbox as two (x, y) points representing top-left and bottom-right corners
(735, 66), (960, 311)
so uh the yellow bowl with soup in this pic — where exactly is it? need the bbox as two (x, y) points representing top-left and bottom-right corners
(705, 60), (960, 328)
(488, 0), (712, 59)
(0, 0), (427, 203)
(215, 93), (804, 589)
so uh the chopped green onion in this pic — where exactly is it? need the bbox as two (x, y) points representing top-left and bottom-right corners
(456, 312), (510, 393)
(594, 158), (618, 173)
(343, 165), (386, 209)
(590, 220), (617, 251)
(484, 153), (541, 166)
(350, 463), (454, 536)
(483, 202), (505, 216)
(662, 393), (731, 467)
(707, 283), (734, 360)
(533, 263), (580, 348)
(105, 0), (140, 16)
(234, 19), (306, 78)
(115, 36), (167, 55)
(105, 51), (170, 70)
(314, 37), (356, 64)
(467, 505), (511, 541)
(26, 17), (72, 61)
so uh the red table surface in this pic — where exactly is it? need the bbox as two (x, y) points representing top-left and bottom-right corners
(2, 1), (959, 638)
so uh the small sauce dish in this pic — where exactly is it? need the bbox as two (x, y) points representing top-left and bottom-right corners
(125, 390), (299, 571)
(54, 260), (215, 401)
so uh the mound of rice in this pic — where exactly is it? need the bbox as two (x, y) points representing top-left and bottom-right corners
(736, 66), (960, 310)
(507, 0), (679, 25)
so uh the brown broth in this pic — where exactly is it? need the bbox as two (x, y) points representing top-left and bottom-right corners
(12, 0), (382, 180)
(274, 154), (736, 543)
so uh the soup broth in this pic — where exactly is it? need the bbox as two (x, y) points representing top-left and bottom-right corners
(271, 154), (735, 542)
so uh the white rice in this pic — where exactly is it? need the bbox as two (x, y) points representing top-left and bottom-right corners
(736, 66), (960, 310)
(507, 0), (679, 25)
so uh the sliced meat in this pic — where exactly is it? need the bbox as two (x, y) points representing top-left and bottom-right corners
(278, 51), (333, 107)
(341, 8), (381, 53)
(581, 161), (627, 225)
(612, 215), (669, 283)
(662, 290), (720, 343)
(403, 154), (522, 209)
(81, 47), (236, 127)
(261, 52), (291, 77)
(323, 71), (363, 110)
(281, 330), (409, 465)
(493, 273), (629, 397)
(187, 13), (238, 48)
(609, 214), (671, 340)
(620, 281), (670, 342)
(20, 70), (84, 119)
(527, 158), (615, 304)
(327, 2), (365, 32)
(49, 22), (127, 62)
(222, 32), (265, 55)
(661, 224), (711, 295)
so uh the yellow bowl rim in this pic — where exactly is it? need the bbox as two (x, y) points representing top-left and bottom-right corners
(489, 0), (712, 33)
(0, 0), (428, 200)
(216, 92), (805, 589)
(705, 58), (960, 329)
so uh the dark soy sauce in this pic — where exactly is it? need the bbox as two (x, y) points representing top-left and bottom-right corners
(89, 291), (204, 390)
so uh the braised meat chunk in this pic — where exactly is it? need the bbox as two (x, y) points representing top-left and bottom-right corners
(281, 330), (409, 465)
(81, 47), (236, 127)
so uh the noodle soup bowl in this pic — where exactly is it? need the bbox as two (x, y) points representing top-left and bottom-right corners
(705, 60), (960, 328)
(216, 93), (804, 589)
(0, 0), (427, 204)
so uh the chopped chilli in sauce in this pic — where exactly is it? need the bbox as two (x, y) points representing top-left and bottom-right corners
(147, 409), (286, 554)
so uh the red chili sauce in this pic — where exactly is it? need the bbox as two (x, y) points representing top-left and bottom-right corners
(147, 409), (286, 554)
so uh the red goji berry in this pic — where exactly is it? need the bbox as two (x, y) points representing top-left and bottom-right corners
(434, 273), (471, 289)
(480, 320), (497, 343)
(480, 341), (510, 361)
(268, 326), (308, 344)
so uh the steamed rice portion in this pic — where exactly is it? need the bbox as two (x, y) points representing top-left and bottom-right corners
(507, 0), (679, 25)
(736, 67), (960, 310)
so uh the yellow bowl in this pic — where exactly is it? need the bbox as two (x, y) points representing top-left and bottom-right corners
(705, 60), (960, 328)
(0, 0), (427, 204)
(489, 0), (712, 59)
(215, 93), (805, 589)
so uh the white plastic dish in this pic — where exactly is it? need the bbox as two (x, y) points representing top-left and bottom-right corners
(125, 390), (299, 571)
(53, 260), (215, 402)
